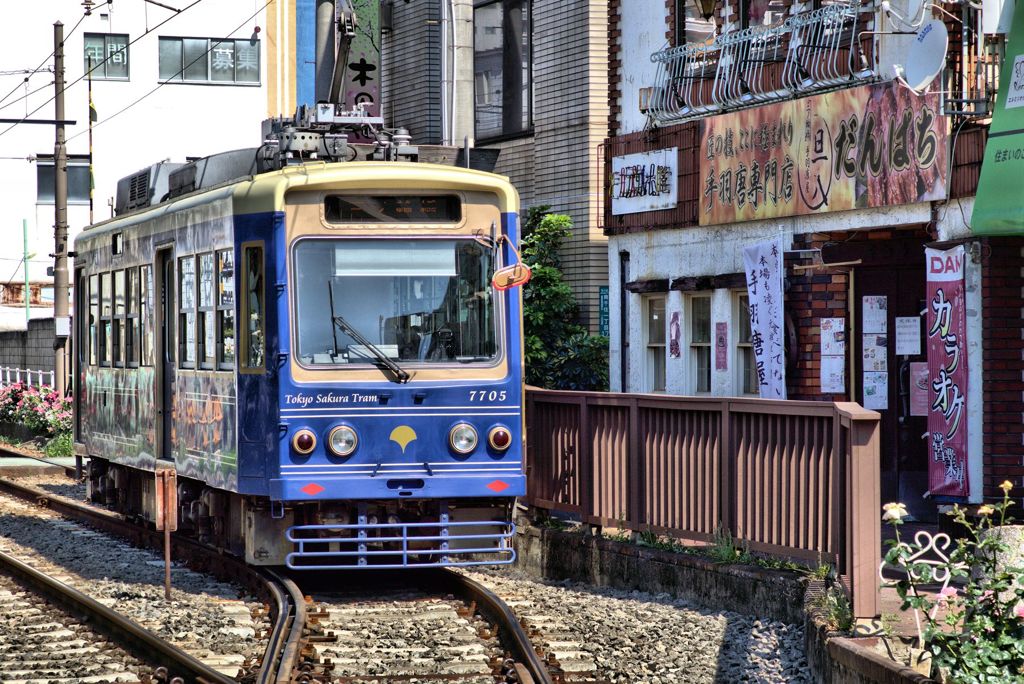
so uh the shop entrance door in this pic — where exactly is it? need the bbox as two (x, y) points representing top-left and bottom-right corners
(853, 239), (931, 521)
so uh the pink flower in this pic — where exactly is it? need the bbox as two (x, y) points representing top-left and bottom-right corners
(937, 586), (958, 603)
(1015, 603), (1024, 619)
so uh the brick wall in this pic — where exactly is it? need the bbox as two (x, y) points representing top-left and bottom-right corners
(786, 233), (850, 402)
(980, 238), (1024, 500)
(0, 318), (56, 376)
(382, 0), (443, 144)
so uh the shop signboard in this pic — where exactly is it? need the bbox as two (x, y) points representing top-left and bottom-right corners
(925, 245), (969, 498)
(972, 0), (1024, 234)
(699, 81), (947, 226)
(610, 148), (678, 215)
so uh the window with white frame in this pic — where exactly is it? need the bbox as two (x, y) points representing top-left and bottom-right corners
(689, 295), (711, 393)
(736, 293), (759, 395)
(158, 37), (260, 84)
(84, 33), (129, 80)
(645, 295), (666, 392)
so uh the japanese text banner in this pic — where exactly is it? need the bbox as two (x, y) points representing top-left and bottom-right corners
(743, 238), (787, 399)
(925, 245), (968, 498)
(700, 81), (947, 226)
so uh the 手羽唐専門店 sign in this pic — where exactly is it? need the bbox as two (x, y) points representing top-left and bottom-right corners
(611, 148), (678, 215)
(699, 81), (947, 226)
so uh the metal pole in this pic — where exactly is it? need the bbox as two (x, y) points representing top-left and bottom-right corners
(53, 22), (70, 397)
(23, 220), (30, 323)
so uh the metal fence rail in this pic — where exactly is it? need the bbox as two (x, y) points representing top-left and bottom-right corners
(647, 0), (875, 125)
(525, 389), (880, 618)
(0, 366), (54, 388)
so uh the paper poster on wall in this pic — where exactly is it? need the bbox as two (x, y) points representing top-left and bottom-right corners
(862, 334), (888, 372)
(821, 355), (845, 393)
(820, 318), (845, 355)
(743, 238), (787, 399)
(895, 317), (922, 356)
(669, 311), (681, 358)
(862, 296), (888, 333)
(715, 322), (728, 370)
(910, 362), (929, 416)
(863, 371), (889, 410)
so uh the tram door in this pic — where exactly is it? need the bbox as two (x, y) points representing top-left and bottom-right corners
(155, 247), (176, 461)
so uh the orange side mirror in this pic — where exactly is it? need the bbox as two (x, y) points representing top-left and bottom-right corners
(492, 263), (532, 291)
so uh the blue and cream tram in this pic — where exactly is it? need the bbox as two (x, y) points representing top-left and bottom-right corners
(73, 160), (527, 568)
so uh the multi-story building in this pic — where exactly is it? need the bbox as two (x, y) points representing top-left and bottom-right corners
(0, 0), (298, 329)
(605, 0), (1014, 518)
(384, 0), (610, 331)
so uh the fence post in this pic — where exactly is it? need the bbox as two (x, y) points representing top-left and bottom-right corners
(837, 403), (881, 620)
(580, 394), (594, 527)
(628, 396), (642, 530)
(49, 370), (55, 387)
(720, 400), (734, 538)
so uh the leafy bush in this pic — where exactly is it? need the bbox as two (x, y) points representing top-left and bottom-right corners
(0, 382), (72, 437)
(521, 209), (608, 391)
(883, 483), (1024, 682)
(44, 431), (74, 458)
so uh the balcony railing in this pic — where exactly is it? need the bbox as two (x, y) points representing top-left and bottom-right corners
(647, 0), (876, 125)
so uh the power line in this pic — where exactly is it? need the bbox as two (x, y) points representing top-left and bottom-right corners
(0, 81), (56, 115)
(0, 0), (205, 140)
(0, 7), (97, 110)
(68, 0), (272, 143)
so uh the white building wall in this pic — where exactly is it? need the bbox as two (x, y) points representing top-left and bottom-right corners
(608, 200), (938, 394)
(616, 2), (664, 136)
(0, 1), (279, 289)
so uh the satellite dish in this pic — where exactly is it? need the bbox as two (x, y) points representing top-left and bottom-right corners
(894, 19), (948, 93)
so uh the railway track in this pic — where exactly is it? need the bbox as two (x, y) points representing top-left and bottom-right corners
(0, 467), (304, 683)
(0, 465), (550, 684)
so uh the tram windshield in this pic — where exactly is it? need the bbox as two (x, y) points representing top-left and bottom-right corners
(294, 239), (498, 367)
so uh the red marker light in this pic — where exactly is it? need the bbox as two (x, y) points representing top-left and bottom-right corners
(293, 429), (316, 455)
(488, 427), (512, 451)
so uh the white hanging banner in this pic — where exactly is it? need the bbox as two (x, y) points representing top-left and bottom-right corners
(743, 238), (787, 399)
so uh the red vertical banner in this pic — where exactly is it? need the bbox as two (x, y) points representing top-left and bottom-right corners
(925, 246), (968, 497)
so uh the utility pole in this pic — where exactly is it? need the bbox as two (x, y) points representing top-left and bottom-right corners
(53, 21), (70, 396)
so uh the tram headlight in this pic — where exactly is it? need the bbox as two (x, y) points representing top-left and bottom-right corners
(327, 425), (358, 457)
(488, 426), (512, 451)
(449, 423), (478, 455)
(292, 429), (317, 455)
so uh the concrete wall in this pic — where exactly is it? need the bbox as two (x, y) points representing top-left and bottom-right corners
(615, 2), (664, 136)
(0, 319), (57, 375)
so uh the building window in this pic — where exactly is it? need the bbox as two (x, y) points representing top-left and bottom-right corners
(645, 296), (666, 392)
(689, 295), (711, 393)
(736, 293), (758, 395)
(740, 0), (787, 28)
(158, 37), (260, 84)
(473, 0), (531, 140)
(179, 256), (196, 369)
(241, 243), (265, 371)
(36, 156), (90, 204)
(84, 33), (129, 79)
(217, 249), (235, 369)
(674, 0), (715, 45)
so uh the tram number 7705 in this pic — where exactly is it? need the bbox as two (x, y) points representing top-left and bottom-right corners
(469, 390), (508, 402)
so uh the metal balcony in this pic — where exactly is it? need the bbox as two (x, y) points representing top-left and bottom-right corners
(647, 0), (876, 125)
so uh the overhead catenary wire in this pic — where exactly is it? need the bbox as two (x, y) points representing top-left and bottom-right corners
(0, 0), (206, 141)
(67, 0), (273, 144)
(0, 7), (99, 110)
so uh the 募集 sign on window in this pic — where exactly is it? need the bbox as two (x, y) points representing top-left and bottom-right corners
(610, 148), (678, 215)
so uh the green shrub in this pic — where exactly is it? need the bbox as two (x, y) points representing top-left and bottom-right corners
(44, 432), (74, 458)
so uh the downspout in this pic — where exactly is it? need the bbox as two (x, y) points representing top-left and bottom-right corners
(441, 0), (450, 144)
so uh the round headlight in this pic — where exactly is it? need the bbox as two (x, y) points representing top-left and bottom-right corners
(292, 429), (316, 455)
(488, 426), (512, 451)
(449, 423), (478, 454)
(328, 425), (358, 457)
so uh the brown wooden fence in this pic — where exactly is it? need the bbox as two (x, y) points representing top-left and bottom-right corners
(524, 389), (881, 619)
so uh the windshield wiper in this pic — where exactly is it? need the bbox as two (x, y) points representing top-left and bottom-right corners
(333, 314), (411, 383)
(328, 281), (411, 383)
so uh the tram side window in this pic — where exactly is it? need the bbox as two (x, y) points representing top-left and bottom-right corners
(100, 272), (112, 366)
(126, 268), (139, 367)
(89, 274), (99, 366)
(140, 265), (154, 366)
(217, 250), (235, 369)
(113, 270), (125, 367)
(198, 253), (216, 370)
(241, 244), (265, 371)
(179, 256), (197, 369)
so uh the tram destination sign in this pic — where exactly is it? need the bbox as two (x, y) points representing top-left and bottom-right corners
(699, 81), (947, 226)
(610, 148), (679, 215)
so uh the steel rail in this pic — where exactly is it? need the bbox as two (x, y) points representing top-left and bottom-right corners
(0, 546), (234, 683)
(0, 474), (304, 683)
(426, 569), (553, 684)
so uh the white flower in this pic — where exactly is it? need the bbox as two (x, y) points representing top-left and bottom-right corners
(882, 502), (909, 522)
